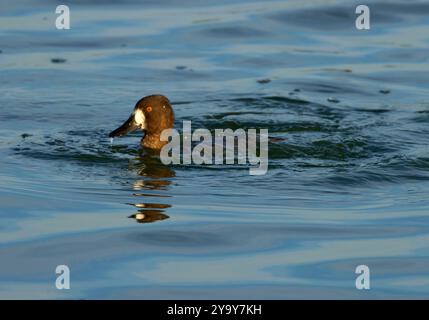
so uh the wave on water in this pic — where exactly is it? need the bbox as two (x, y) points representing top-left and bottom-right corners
(9, 93), (429, 190)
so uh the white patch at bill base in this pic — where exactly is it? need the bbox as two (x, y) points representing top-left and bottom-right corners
(134, 109), (146, 128)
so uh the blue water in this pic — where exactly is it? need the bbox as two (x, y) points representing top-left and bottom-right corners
(1, 0), (429, 299)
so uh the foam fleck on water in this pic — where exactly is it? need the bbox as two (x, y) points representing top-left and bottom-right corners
(110, 137), (114, 145)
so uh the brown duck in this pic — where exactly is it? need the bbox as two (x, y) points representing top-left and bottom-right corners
(109, 95), (174, 149)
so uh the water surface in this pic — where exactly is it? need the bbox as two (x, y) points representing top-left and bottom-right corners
(1, 0), (429, 299)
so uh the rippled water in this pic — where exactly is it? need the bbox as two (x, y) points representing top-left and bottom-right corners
(1, 0), (429, 299)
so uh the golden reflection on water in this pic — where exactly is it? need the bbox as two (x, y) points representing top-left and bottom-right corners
(127, 153), (175, 224)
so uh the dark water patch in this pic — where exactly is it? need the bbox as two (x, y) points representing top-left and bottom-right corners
(353, 108), (392, 114)
(322, 68), (353, 73)
(132, 192), (171, 198)
(257, 78), (271, 84)
(36, 37), (136, 49)
(208, 111), (267, 120)
(382, 156), (429, 173)
(263, 96), (311, 106)
(201, 26), (270, 38)
(51, 58), (67, 64)
(327, 97), (340, 103)
(412, 110), (429, 123)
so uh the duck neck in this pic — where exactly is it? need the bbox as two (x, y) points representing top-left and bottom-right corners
(142, 133), (167, 150)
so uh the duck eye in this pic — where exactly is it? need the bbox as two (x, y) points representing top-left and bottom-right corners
(146, 106), (152, 112)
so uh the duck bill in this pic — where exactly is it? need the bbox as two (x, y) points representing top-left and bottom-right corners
(109, 114), (141, 138)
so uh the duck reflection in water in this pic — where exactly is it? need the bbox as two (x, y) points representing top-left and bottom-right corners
(127, 150), (175, 224)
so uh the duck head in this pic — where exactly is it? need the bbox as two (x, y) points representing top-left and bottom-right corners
(109, 95), (174, 150)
